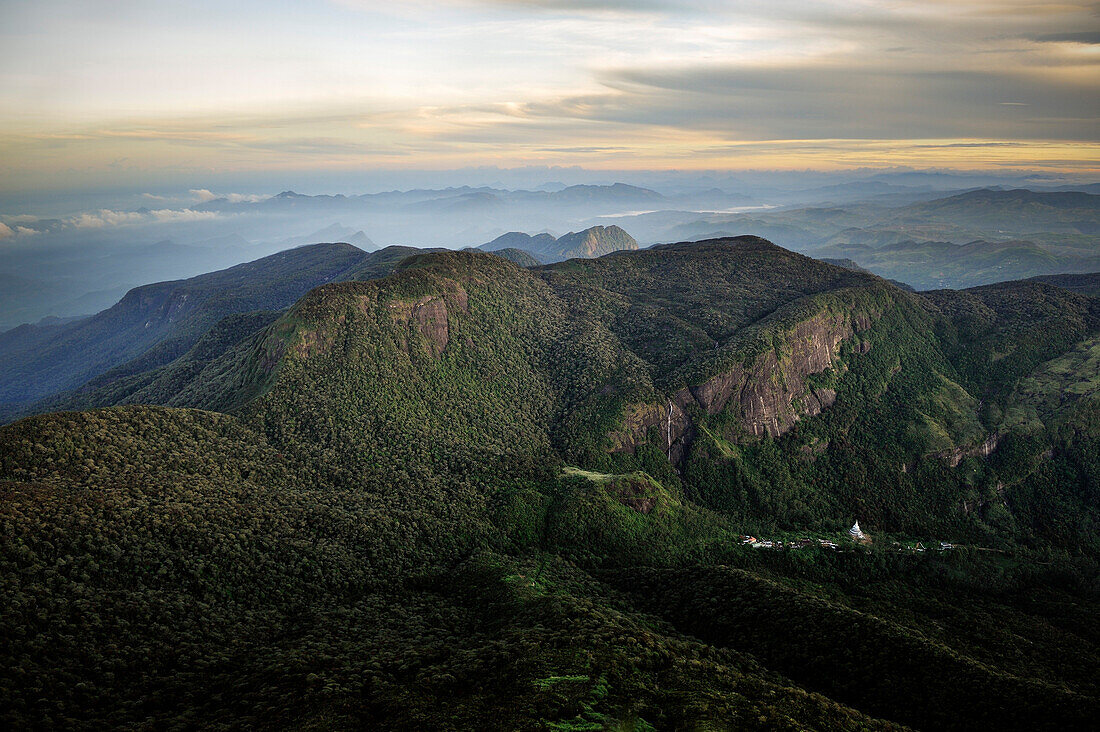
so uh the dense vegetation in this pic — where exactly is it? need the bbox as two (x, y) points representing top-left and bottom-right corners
(2, 238), (1098, 729)
(487, 247), (542, 267)
(0, 243), (370, 421)
(1028, 271), (1100, 298)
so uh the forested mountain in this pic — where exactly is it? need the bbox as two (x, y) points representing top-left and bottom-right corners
(814, 238), (1100, 291)
(0, 243), (452, 423)
(0, 243), (369, 419)
(2, 238), (1098, 729)
(898, 189), (1100, 235)
(490, 247), (542, 267)
(481, 231), (557, 254)
(1028, 271), (1100, 297)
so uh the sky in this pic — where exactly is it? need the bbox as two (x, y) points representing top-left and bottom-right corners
(1, 0), (1098, 193)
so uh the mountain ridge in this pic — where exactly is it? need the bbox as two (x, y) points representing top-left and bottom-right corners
(2, 235), (1099, 729)
(481, 224), (637, 262)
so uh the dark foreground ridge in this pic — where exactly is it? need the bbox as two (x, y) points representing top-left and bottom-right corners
(2, 237), (1098, 729)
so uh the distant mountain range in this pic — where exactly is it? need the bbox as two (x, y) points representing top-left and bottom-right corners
(4, 185), (1097, 330)
(601, 188), (1100, 289)
(278, 223), (377, 251)
(815, 238), (1100, 291)
(192, 183), (666, 215)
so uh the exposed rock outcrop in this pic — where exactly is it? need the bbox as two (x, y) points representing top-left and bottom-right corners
(609, 309), (872, 463)
(937, 432), (1001, 468)
(387, 281), (468, 357)
(608, 399), (695, 464)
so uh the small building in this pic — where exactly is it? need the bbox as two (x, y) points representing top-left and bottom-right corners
(849, 520), (864, 539)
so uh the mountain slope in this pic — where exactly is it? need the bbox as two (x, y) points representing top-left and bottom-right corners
(481, 231), (556, 253)
(137, 239), (1010, 537)
(1027, 271), (1100, 297)
(481, 225), (637, 263)
(552, 225), (638, 260)
(489, 247), (541, 267)
(896, 189), (1100, 235)
(2, 238), (1098, 729)
(815, 238), (1100, 290)
(0, 243), (370, 419)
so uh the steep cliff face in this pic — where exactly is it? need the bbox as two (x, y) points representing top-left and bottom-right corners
(608, 308), (871, 462)
(386, 282), (468, 357)
(554, 225), (638, 260)
(937, 432), (1002, 468)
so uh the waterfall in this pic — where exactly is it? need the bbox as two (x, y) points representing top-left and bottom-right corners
(667, 398), (673, 458)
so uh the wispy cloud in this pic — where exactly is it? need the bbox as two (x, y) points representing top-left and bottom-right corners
(1, 0), (1097, 184)
(190, 189), (266, 204)
(1027, 32), (1100, 44)
(71, 210), (147, 229)
(70, 208), (218, 229)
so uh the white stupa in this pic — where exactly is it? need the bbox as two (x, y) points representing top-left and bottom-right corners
(849, 520), (864, 539)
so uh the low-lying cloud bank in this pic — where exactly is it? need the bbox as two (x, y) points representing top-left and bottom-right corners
(72, 208), (220, 229)
(189, 189), (266, 204)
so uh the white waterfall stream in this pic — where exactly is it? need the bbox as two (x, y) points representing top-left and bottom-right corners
(667, 398), (673, 458)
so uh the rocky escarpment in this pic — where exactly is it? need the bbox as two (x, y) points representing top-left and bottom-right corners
(387, 282), (469, 357)
(256, 275), (471, 377)
(608, 309), (873, 463)
(554, 225), (637, 260)
(936, 432), (1001, 468)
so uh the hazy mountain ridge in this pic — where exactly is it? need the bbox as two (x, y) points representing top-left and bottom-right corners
(816, 237), (1100, 291)
(192, 182), (666, 214)
(3, 184), (1097, 329)
(0, 243), (370, 420)
(488, 247), (542, 267)
(1026, 271), (1100, 297)
(481, 224), (637, 262)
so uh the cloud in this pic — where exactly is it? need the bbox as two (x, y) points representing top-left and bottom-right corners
(583, 61), (1100, 141)
(336, 0), (674, 15)
(535, 146), (630, 153)
(70, 208), (217, 228)
(1, 215), (41, 225)
(72, 210), (147, 228)
(148, 209), (219, 223)
(140, 192), (168, 201)
(0, 222), (13, 240)
(2, 0), (1097, 180)
(190, 189), (266, 203)
(1027, 32), (1100, 44)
